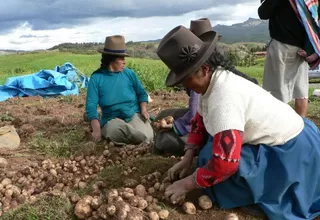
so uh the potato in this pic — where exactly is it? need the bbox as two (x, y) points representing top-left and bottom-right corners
(128, 196), (139, 207)
(152, 183), (160, 191)
(5, 189), (13, 199)
(148, 187), (155, 194)
(108, 196), (123, 204)
(158, 210), (169, 219)
(70, 194), (81, 204)
(1, 179), (11, 187)
(107, 189), (118, 199)
(149, 211), (160, 220)
(225, 213), (239, 220)
(49, 169), (57, 176)
(164, 116), (174, 124)
(146, 195), (153, 203)
(74, 198), (93, 219)
(122, 191), (134, 200)
(182, 202), (196, 215)
(91, 196), (103, 210)
(159, 184), (165, 192)
(127, 212), (144, 220)
(78, 181), (87, 189)
(135, 184), (147, 197)
(123, 188), (134, 194)
(198, 195), (213, 210)
(115, 209), (127, 220)
(108, 141), (115, 148)
(137, 198), (148, 210)
(106, 204), (116, 216)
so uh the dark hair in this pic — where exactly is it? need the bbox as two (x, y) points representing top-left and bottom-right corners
(92, 54), (120, 74)
(100, 54), (118, 69)
(205, 47), (259, 85)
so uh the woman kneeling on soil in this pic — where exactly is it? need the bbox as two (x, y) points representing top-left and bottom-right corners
(157, 26), (320, 219)
(153, 18), (258, 156)
(85, 35), (154, 145)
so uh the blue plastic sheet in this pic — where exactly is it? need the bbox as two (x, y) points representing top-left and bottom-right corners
(0, 62), (89, 102)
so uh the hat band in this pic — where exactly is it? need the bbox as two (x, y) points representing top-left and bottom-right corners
(103, 48), (126, 53)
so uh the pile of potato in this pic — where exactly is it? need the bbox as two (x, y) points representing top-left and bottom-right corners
(0, 140), (240, 220)
(74, 185), (170, 220)
(0, 142), (151, 216)
(152, 116), (174, 130)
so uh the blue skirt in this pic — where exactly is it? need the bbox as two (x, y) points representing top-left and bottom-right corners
(197, 118), (320, 220)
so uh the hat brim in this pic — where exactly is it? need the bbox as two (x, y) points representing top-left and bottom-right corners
(97, 49), (130, 57)
(165, 31), (218, 87)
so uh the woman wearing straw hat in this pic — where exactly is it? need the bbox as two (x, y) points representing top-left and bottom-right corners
(153, 18), (258, 156)
(85, 35), (154, 145)
(156, 26), (320, 219)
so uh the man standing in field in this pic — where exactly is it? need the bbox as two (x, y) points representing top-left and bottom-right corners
(258, 0), (309, 117)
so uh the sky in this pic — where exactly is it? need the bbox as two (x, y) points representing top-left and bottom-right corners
(0, 0), (261, 51)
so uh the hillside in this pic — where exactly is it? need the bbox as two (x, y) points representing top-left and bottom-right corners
(4, 18), (269, 61)
(214, 18), (269, 44)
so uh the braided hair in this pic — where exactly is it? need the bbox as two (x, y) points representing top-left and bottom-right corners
(205, 47), (259, 85)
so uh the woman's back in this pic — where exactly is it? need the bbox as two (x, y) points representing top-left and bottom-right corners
(199, 67), (304, 146)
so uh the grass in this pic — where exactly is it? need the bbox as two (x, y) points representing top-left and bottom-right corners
(0, 51), (264, 90)
(29, 126), (86, 157)
(0, 196), (73, 220)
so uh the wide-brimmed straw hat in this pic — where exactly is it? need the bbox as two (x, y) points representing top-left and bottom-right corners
(190, 18), (214, 37)
(156, 25), (218, 86)
(97, 35), (130, 56)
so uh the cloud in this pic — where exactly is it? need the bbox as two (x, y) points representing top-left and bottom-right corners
(0, 0), (261, 50)
(0, 0), (257, 32)
(19, 34), (49, 39)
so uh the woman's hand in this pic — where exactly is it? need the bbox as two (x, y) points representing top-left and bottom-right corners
(165, 174), (198, 204)
(140, 102), (149, 121)
(90, 119), (102, 142)
(141, 110), (150, 121)
(168, 149), (194, 181)
(92, 129), (101, 142)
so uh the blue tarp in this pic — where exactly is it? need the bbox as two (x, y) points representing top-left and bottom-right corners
(0, 62), (89, 102)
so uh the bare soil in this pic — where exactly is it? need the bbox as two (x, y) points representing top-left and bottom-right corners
(0, 91), (319, 220)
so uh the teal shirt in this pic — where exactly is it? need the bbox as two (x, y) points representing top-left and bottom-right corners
(86, 67), (148, 127)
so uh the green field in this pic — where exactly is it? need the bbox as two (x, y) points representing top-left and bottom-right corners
(0, 51), (264, 90)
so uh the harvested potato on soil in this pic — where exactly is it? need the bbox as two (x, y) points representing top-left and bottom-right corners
(127, 213), (143, 220)
(182, 202), (196, 215)
(164, 116), (174, 124)
(107, 189), (119, 199)
(152, 116), (174, 130)
(106, 204), (117, 216)
(137, 198), (148, 210)
(74, 198), (93, 219)
(158, 209), (170, 219)
(128, 196), (139, 207)
(116, 209), (128, 220)
(135, 184), (147, 197)
(198, 195), (213, 210)
(91, 196), (103, 210)
(149, 211), (160, 220)
(225, 213), (239, 220)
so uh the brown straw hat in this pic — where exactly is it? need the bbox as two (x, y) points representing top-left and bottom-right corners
(97, 35), (130, 56)
(156, 25), (218, 86)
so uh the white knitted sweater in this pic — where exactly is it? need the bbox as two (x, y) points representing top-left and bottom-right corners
(198, 68), (304, 146)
